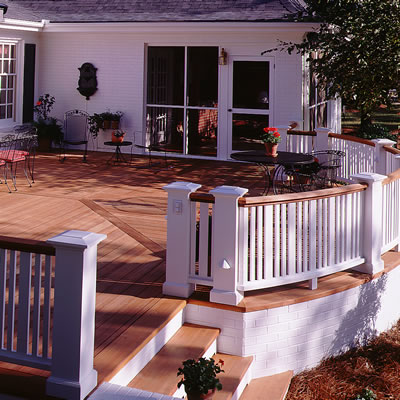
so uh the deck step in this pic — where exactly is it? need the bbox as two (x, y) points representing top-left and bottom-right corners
(239, 371), (294, 400)
(128, 323), (221, 396)
(97, 297), (187, 384)
(212, 353), (253, 400)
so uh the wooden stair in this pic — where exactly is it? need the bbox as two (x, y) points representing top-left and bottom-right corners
(239, 370), (294, 400)
(128, 323), (221, 395)
(127, 322), (253, 399)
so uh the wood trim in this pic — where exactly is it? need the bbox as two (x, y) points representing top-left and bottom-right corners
(190, 193), (215, 204)
(287, 130), (316, 136)
(383, 169), (400, 186)
(328, 132), (376, 147)
(0, 235), (55, 255)
(238, 184), (367, 207)
(383, 145), (400, 155)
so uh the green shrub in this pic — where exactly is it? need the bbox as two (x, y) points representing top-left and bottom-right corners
(352, 388), (377, 400)
(359, 123), (394, 141)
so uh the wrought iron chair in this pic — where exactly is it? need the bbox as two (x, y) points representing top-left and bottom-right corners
(14, 124), (38, 183)
(0, 128), (32, 192)
(60, 109), (89, 163)
(273, 150), (345, 194)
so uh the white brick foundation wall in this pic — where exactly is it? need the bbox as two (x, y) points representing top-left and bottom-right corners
(185, 264), (400, 378)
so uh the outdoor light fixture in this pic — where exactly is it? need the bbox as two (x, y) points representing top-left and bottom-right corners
(219, 48), (227, 65)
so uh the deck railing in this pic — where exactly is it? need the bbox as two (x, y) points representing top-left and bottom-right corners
(163, 132), (400, 306)
(0, 230), (106, 400)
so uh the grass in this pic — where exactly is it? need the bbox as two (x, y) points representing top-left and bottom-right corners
(286, 320), (400, 400)
(342, 102), (400, 134)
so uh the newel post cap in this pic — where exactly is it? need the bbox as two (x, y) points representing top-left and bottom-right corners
(351, 172), (386, 183)
(163, 181), (201, 193)
(210, 185), (248, 198)
(47, 230), (106, 249)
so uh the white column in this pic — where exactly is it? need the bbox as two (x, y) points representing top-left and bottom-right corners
(372, 138), (396, 175)
(209, 185), (248, 306)
(351, 173), (386, 274)
(46, 230), (106, 400)
(276, 125), (289, 151)
(315, 127), (332, 151)
(163, 181), (201, 298)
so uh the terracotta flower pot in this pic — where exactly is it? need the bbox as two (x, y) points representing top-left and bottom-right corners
(187, 389), (215, 400)
(111, 120), (120, 129)
(103, 120), (111, 129)
(264, 142), (278, 157)
(111, 131), (124, 143)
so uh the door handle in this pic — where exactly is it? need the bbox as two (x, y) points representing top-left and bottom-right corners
(228, 109), (232, 112)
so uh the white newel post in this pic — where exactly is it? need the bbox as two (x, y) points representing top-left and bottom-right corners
(209, 185), (248, 306)
(315, 127), (332, 150)
(46, 230), (106, 400)
(372, 138), (396, 175)
(163, 181), (202, 298)
(351, 173), (386, 274)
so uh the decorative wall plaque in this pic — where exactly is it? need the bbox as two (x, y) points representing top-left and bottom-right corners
(77, 62), (97, 100)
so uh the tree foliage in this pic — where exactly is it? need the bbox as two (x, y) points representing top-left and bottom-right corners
(278, 0), (400, 129)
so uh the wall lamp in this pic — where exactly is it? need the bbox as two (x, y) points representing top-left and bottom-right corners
(219, 48), (228, 66)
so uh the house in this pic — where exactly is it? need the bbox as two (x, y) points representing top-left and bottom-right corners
(0, 0), (341, 160)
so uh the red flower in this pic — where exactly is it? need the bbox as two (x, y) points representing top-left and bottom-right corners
(219, 359), (224, 366)
(36, 101), (42, 106)
(273, 132), (280, 137)
(263, 127), (278, 133)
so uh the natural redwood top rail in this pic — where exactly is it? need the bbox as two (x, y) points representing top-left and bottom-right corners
(329, 132), (376, 147)
(287, 129), (316, 136)
(384, 145), (400, 155)
(238, 184), (367, 207)
(0, 235), (56, 256)
(190, 192), (215, 204)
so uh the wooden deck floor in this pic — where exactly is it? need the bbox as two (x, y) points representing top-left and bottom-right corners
(0, 150), (268, 399)
(0, 149), (399, 399)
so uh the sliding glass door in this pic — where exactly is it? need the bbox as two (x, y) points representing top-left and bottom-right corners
(146, 46), (219, 157)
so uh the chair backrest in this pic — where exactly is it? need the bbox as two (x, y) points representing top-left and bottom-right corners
(64, 109), (89, 144)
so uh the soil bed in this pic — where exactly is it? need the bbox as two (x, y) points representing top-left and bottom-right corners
(287, 320), (400, 400)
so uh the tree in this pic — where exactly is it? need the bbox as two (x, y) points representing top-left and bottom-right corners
(275, 0), (400, 130)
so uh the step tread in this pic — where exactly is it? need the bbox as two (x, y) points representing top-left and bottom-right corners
(128, 323), (221, 395)
(95, 297), (186, 383)
(212, 353), (253, 400)
(239, 371), (294, 400)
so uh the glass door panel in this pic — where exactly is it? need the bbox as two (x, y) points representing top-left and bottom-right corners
(232, 113), (269, 151)
(229, 59), (272, 153)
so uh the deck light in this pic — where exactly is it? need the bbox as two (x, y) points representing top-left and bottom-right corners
(219, 48), (228, 65)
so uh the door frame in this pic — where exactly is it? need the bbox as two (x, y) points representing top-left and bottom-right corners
(222, 55), (275, 159)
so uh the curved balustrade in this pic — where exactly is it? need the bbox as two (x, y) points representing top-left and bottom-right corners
(164, 132), (400, 305)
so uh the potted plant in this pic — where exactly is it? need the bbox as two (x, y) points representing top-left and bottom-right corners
(111, 129), (126, 143)
(101, 111), (113, 129)
(33, 94), (63, 151)
(261, 126), (281, 157)
(110, 111), (123, 129)
(177, 357), (224, 400)
(88, 113), (104, 138)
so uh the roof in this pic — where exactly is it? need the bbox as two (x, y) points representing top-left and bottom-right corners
(2, 0), (307, 23)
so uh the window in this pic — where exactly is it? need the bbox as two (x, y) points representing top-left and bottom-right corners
(308, 52), (328, 130)
(0, 43), (16, 122)
(146, 46), (219, 157)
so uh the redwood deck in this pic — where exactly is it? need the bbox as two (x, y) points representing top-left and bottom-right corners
(0, 150), (399, 399)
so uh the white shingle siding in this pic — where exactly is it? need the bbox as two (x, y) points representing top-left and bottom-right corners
(185, 266), (400, 379)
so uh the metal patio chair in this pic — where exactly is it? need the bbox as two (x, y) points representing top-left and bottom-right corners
(60, 109), (89, 163)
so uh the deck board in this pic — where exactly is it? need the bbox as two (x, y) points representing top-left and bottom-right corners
(0, 150), (398, 399)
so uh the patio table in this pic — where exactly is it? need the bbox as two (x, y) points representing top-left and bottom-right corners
(230, 150), (315, 195)
(104, 140), (133, 165)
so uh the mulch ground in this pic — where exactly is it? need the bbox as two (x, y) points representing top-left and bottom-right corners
(286, 320), (400, 400)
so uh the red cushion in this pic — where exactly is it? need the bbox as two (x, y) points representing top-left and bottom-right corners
(0, 150), (26, 162)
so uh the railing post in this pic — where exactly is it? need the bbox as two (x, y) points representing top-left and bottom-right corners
(209, 185), (248, 306)
(315, 127), (332, 150)
(372, 138), (396, 175)
(351, 173), (386, 275)
(163, 181), (201, 298)
(46, 230), (106, 400)
(276, 125), (289, 151)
